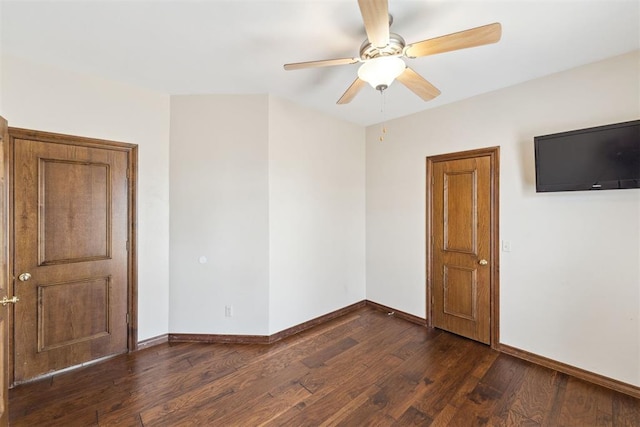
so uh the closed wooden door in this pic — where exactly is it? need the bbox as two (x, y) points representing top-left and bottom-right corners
(0, 117), (10, 426)
(428, 148), (498, 345)
(11, 130), (132, 383)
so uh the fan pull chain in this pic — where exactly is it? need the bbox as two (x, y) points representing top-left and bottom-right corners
(379, 89), (387, 142)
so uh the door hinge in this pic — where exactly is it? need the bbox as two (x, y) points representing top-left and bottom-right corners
(126, 313), (130, 324)
(126, 240), (129, 251)
(126, 168), (130, 180)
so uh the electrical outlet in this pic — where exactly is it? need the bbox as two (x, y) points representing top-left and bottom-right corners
(225, 305), (233, 317)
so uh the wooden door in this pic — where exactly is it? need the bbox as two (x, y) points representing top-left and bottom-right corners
(0, 117), (10, 426)
(427, 147), (499, 346)
(11, 130), (134, 383)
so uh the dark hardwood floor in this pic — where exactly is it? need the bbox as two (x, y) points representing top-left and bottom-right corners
(9, 306), (640, 426)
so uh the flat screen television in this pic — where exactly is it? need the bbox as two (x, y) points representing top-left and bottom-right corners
(534, 120), (640, 192)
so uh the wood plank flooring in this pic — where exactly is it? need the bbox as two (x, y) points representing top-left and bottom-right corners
(8, 306), (640, 426)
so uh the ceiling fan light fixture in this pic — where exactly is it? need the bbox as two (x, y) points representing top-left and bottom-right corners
(357, 56), (406, 90)
(284, 1), (501, 105)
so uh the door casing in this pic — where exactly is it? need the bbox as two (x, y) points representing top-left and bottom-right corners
(0, 117), (9, 426)
(426, 146), (500, 349)
(7, 128), (138, 385)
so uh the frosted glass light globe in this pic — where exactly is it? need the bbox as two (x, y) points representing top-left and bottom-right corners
(357, 56), (406, 90)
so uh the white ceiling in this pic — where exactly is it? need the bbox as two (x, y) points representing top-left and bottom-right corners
(1, 0), (639, 126)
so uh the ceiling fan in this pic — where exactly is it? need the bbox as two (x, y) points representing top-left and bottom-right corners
(284, 0), (501, 105)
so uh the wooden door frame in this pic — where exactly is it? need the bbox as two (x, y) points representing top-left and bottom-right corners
(426, 146), (500, 349)
(7, 128), (138, 384)
(0, 117), (9, 426)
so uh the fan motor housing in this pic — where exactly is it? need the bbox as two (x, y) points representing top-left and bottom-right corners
(359, 33), (406, 60)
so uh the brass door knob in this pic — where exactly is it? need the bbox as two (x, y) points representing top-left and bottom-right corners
(0, 296), (19, 306)
(478, 259), (488, 266)
(18, 272), (31, 282)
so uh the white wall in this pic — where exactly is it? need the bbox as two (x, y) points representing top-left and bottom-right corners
(169, 95), (271, 334)
(268, 96), (366, 333)
(366, 50), (640, 386)
(169, 95), (366, 335)
(0, 54), (171, 341)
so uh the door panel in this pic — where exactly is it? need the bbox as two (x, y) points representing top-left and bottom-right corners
(443, 265), (477, 320)
(40, 160), (110, 264)
(443, 170), (477, 253)
(430, 153), (494, 345)
(13, 136), (130, 383)
(38, 277), (110, 351)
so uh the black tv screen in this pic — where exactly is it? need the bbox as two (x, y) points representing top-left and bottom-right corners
(534, 120), (640, 192)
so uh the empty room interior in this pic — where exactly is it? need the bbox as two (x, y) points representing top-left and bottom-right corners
(0, 0), (639, 425)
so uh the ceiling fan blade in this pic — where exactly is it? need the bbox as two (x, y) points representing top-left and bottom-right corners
(284, 57), (360, 71)
(405, 23), (502, 58)
(396, 67), (441, 101)
(337, 78), (367, 104)
(358, 0), (390, 48)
